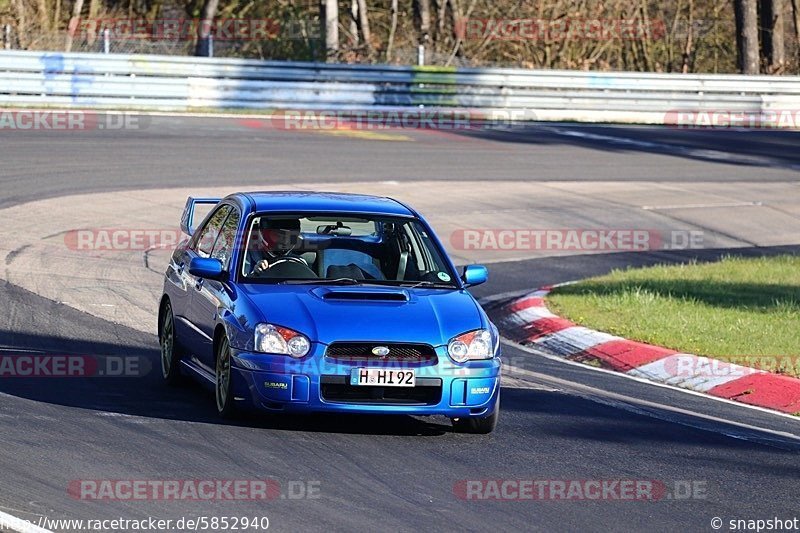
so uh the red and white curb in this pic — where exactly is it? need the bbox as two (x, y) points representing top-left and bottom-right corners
(495, 286), (800, 415)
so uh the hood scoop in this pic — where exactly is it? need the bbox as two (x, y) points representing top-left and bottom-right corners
(317, 288), (410, 302)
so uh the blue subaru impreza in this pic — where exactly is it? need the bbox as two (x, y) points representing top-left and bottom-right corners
(158, 192), (501, 433)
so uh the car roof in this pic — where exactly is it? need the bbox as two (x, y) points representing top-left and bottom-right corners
(236, 191), (416, 217)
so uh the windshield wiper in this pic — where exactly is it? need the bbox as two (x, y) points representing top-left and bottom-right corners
(279, 277), (362, 285)
(400, 280), (456, 289)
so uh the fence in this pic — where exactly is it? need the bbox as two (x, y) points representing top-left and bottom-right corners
(1, 50), (799, 124)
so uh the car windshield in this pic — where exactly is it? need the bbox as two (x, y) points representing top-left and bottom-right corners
(240, 213), (458, 287)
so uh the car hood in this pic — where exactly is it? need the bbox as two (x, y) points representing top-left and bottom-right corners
(239, 284), (486, 346)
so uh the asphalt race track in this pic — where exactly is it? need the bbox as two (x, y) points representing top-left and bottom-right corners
(1, 117), (799, 532)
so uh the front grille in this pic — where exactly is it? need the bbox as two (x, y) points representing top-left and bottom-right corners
(325, 342), (437, 363)
(320, 376), (442, 405)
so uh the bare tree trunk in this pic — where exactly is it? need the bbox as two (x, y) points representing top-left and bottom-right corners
(88, 0), (99, 21)
(761, 0), (786, 71)
(37, 0), (50, 32)
(447, 0), (460, 64)
(86, 0), (100, 44)
(792, 0), (800, 63)
(736, 0), (760, 73)
(195, 0), (219, 56)
(12, 0), (27, 48)
(682, 0), (695, 73)
(445, 0), (475, 66)
(355, 0), (372, 52)
(436, 0), (446, 41)
(65, 0), (85, 51)
(54, 0), (61, 33)
(774, 0), (786, 70)
(323, 0), (339, 59)
(667, 0), (685, 71)
(638, 0), (654, 72)
(417, 0), (431, 53)
(386, 0), (398, 61)
(349, 0), (359, 46)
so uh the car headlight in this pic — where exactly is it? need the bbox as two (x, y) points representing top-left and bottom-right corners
(447, 329), (494, 363)
(254, 323), (311, 358)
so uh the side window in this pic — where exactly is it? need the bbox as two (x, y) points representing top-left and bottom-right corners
(211, 208), (241, 269)
(193, 205), (231, 258)
(414, 224), (445, 272)
(403, 225), (425, 271)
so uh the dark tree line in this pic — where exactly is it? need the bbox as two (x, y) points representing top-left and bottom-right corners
(3, 0), (799, 73)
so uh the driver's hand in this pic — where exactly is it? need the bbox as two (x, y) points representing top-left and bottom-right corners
(253, 259), (270, 275)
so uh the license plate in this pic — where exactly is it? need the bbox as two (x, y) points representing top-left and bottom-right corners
(350, 368), (416, 387)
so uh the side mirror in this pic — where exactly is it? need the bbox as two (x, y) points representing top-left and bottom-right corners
(189, 257), (225, 281)
(462, 265), (488, 286)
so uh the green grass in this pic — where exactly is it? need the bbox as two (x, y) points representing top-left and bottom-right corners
(547, 255), (800, 375)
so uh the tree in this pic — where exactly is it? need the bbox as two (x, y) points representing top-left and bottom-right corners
(355, 0), (372, 53)
(415, 0), (431, 63)
(346, 0), (372, 53)
(323, 0), (339, 59)
(761, 0), (786, 71)
(195, 0), (219, 57)
(86, 0), (100, 44)
(64, 0), (85, 52)
(12, 0), (27, 48)
(735, 0), (760, 73)
(793, 0), (800, 66)
(386, 0), (398, 61)
(36, 0), (50, 33)
(417, 0), (431, 45)
(349, 0), (359, 46)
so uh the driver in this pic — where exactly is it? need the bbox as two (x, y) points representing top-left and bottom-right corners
(248, 217), (308, 276)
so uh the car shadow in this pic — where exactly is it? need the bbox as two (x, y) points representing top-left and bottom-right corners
(5, 331), (800, 453)
(453, 123), (800, 170)
(0, 330), (458, 436)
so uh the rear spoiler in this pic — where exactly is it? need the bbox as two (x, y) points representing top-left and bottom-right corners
(180, 197), (221, 236)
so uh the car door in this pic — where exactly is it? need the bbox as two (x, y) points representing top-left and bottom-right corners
(187, 205), (241, 371)
(180, 204), (232, 362)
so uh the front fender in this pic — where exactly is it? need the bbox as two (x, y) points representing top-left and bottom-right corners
(220, 308), (251, 351)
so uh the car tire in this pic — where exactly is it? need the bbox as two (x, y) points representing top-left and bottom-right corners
(215, 335), (236, 419)
(159, 301), (184, 386)
(451, 394), (499, 434)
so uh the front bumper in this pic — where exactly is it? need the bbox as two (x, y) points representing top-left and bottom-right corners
(230, 344), (501, 417)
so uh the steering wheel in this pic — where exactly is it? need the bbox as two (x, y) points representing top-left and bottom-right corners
(272, 256), (308, 267)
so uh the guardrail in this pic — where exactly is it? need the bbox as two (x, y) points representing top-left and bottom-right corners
(1, 50), (800, 124)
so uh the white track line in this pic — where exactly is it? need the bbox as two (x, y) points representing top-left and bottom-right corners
(642, 201), (763, 210)
(503, 356), (800, 448)
(503, 339), (800, 425)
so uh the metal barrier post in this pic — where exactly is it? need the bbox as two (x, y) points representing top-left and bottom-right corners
(103, 29), (110, 54)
